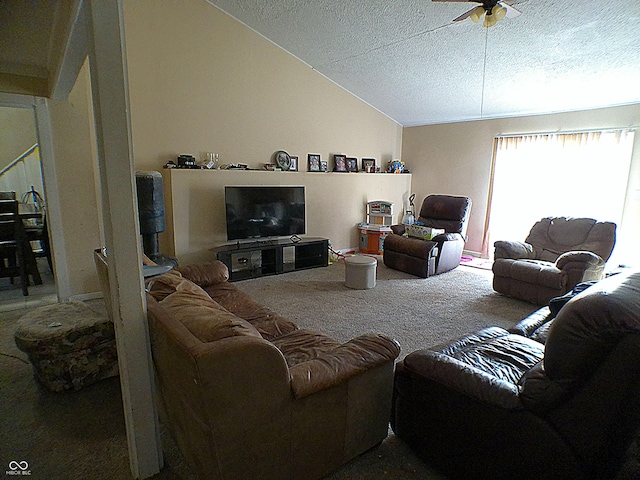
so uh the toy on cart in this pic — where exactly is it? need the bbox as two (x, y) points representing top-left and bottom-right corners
(358, 201), (394, 254)
(406, 224), (445, 241)
(366, 201), (393, 225)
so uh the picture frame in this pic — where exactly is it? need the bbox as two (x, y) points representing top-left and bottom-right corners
(333, 154), (347, 172)
(289, 156), (298, 171)
(320, 160), (328, 172)
(346, 157), (358, 172)
(362, 158), (376, 173)
(308, 154), (321, 172)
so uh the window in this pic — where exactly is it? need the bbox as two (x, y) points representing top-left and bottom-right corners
(484, 129), (635, 265)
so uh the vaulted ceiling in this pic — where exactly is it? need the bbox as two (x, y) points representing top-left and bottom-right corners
(2, 0), (639, 127)
(206, 0), (640, 126)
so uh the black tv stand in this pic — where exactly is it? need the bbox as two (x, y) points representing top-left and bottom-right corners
(213, 237), (329, 282)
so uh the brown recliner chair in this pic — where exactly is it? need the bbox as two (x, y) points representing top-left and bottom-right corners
(492, 216), (616, 305)
(392, 269), (640, 480)
(383, 194), (472, 278)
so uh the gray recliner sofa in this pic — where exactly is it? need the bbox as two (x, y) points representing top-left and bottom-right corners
(492, 216), (616, 305)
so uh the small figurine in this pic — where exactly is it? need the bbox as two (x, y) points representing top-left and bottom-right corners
(387, 159), (405, 173)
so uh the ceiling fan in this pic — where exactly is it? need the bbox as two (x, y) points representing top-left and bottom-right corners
(433, 0), (522, 27)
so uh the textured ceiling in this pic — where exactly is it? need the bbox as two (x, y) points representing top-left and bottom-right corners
(206, 0), (640, 126)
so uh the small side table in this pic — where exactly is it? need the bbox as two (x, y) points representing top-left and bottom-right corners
(345, 255), (377, 290)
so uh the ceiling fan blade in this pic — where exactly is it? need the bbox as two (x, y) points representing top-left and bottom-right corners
(452, 8), (475, 22)
(502, 3), (522, 18)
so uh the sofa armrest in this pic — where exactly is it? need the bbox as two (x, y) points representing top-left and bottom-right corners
(508, 306), (554, 339)
(176, 260), (229, 287)
(433, 232), (463, 243)
(555, 251), (606, 298)
(390, 224), (405, 235)
(494, 240), (535, 260)
(289, 334), (400, 398)
(555, 250), (603, 270)
(401, 349), (523, 409)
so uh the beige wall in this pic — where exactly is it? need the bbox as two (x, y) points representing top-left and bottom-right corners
(0, 106), (37, 170)
(48, 61), (102, 296)
(40, 0), (403, 298)
(123, 0), (402, 172)
(42, 0), (640, 297)
(165, 169), (411, 265)
(122, 0), (404, 264)
(402, 104), (640, 257)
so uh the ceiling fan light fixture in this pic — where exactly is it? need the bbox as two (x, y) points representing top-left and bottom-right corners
(469, 6), (485, 23)
(483, 4), (507, 27)
(492, 4), (507, 22)
(483, 13), (497, 28)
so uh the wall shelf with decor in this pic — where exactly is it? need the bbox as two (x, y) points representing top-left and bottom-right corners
(163, 169), (410, 265)
(213, 237), (328, 281)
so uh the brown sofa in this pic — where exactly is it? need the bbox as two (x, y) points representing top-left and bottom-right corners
(493, 216), (616, 305)
(144, 260), (400, 480)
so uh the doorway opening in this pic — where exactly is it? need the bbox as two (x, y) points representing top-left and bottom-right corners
(0, 105), (55, 307)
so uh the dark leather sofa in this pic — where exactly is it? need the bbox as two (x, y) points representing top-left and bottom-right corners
(391, 269), (640, 480)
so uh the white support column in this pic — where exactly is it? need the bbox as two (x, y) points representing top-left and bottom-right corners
(85, 1), (163, 478)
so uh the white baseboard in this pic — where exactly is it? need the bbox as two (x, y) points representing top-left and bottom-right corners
(333, 247), (359, 256)
(69, 291), (104, 302)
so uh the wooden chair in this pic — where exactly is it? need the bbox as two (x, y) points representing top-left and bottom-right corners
(0, 200), (30, 295)
(24, 214), (52, 273)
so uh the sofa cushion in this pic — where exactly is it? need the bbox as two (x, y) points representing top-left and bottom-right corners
(204, 282), (298, 340)
(160, 280), (261, 343)
(524, 217), (616, 263)
(493, 258), (564, 289)
(434, 326), (544, 385)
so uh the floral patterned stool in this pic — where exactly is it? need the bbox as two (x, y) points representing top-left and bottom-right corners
(14, 301), (119, 392)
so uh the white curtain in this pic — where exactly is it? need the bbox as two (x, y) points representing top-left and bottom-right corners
(485, 130), (635, 264)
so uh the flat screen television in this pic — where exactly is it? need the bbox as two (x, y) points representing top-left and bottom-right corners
(225, 186), (306, 241)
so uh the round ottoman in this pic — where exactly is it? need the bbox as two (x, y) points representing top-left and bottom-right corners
(14, 301), (119, 392)
(345, 255), (377, 289)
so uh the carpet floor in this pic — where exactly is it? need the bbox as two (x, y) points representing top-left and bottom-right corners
(1, 259), (638, 479)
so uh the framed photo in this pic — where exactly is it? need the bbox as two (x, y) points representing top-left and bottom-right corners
(289, 156), (298, 171)
(333, 154), (347, 172)
(320, 160), (328, 172)
(308, 154), (320, 172)
(362, 158), (375, 173)
(346, 157), (358, 172)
